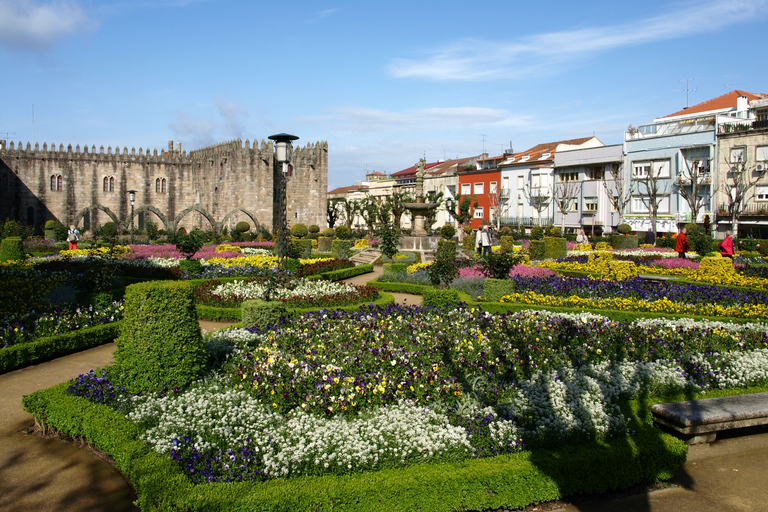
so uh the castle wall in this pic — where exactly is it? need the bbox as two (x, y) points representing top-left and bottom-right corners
(0, 137), (328, 234)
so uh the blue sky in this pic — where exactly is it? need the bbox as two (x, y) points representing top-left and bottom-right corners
(2, 0), (767, 190)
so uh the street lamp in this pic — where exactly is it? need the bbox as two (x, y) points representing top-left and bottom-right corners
(128, 189), (137, 244)
(268, 133), (299, 268)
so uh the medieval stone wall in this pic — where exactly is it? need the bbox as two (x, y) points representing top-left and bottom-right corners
(0, 137), (328, 234)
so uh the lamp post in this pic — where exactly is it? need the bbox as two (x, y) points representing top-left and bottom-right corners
(268, 133), (299, 269)
(128, 189), (137, 244)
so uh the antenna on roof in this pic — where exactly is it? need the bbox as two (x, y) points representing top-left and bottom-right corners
(672, 78), (701, 108)
(480, 134), (486, 156)
(725, 83), (742, 90)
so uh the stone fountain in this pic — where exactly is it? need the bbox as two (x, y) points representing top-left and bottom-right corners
(400, 159), (441, 261)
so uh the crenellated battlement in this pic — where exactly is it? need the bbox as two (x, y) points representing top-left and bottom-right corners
(0, 139), (192, 163)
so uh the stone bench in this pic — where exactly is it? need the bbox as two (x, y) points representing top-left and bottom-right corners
(637, 274), (677, 283)
(650, 392), (768, 444)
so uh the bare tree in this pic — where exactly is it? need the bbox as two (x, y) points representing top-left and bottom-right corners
(721, 152), (768, 239)
(487, 184), (509, 230)
(602, 163), (631, 223)
(340, 199), (361, 229)
(674, 158), (717, 228)
(633, 162), (670, 235)
(522, 180), (552, 226)
(552, 181), (580, 232)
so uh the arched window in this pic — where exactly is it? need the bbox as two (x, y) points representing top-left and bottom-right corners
(161, 178), (167, 194)
(109, 177), (115, 192)
(103, 177), (109, 192)
(156, 178), (161, 193)
(1, 174), (9, 190)
(56, 175), (62, 191)
(51, 175), (57, 191)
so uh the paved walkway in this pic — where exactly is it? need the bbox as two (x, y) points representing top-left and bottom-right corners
(2, 268), (767, 511)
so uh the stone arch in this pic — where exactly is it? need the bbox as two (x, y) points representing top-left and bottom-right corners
(218, 207), (262, 234)
(127, 205), (170, 232)
(73, 204), (120, 231)
(173, 204), (217, 233)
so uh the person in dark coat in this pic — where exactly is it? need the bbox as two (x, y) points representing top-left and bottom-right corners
(644, 228), (656, 246)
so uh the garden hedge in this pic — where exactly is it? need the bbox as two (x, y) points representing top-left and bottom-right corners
(0, 322), (121, 374)
(320, 264), (374, 281)
(543, 237), (567, 259)
(529, 240), (545, 260)
(611, 235), (639, 250)
(288, 239), (312, 259)
(332, 240), (353, 259)
(0, 236), (25, 262)
(22, 383), (687, 512)
(368, 280), (436, 295)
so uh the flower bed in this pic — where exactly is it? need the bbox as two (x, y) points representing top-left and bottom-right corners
(70, 306), (768, 485)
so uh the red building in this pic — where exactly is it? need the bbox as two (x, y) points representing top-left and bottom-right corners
(457, 157), (502, 229)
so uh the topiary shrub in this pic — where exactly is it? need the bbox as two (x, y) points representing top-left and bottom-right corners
(610, 234), (638, 249)
(529, 240), (545, 260)
(422, 288), (460, 307)
(242, 299), (289, 329)
(112, 281), (208, 395)
(685, 224), (713, 257)
(317, 236), (333, 252)
(549, 226), (562, 237)
(0, 237), (25, 262)
(290, 223), (308, 238)
(322, 227), (335, 237)
(332, 239), (352, 259)
(236, 221), (250, 233)
(308, 224), (320, 234)
(288, 238), (312, 259)
(500, 236), (516, 253)
(543, 237), (567, 259)
(616, 223), (632, 235)
(439, 224), (456, 240)
(44, 220), (57, 230)
(480, 251), (527, 279)
(334, 225), (352, 240)
(530, 225), (544, 240)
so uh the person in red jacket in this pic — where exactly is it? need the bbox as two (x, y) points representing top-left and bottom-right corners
(719, 230), (734, 259)
(675, 228), (689, 259)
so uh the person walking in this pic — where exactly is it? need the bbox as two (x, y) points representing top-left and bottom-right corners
(719, 230), (734, 259)
(575, 229), (588, 245)
(481, 225), (492, 257)
(675, 228), (689, 259)
(644, 228), (656, 246)
(475, 227), (483, 256)
(67, 225), (80, 250)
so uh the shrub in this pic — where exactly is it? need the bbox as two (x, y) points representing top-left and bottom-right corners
(499, 236), (516, 253)
(235, 221), (250, 233)
(145, 220), (160, 240)
(241, 299), (289, 329)
(686, 224), (713, 257)
(178, 259), (202, 276)
(322, 227), (335, 237)
(422, 288), (460, 307)
(308, 224), (320, 234)
(3, 219), (32, 240)
(543, 237), (567, 259)
(112, 281), (208, 395)
(97, 221), (118, 242)
(316, 236), (332, 252)
(595, 241), (612, 251)
(611, 235), (638, 249)
(383, 263), (408, 275)
(529, 239), (545, 260)
(699, 256), (734, 277)
(0, 237), (25, 262)
(334, 225), (352, 240)
(290, 223), (308, 238)
(588, 251), (614, 270)
(427, 240), (458, 287)
(616, 223), (632, 235)
(530, 225), (544, 240)
(44, 220), (57, 230)
(288, 239), (312, 259)
(439, 224), (456, 240)
(549, 226), (562, 237)
(377, 225), (399, 261)
(170, 229), (205, 259)
(480, 251), (527, 279)
(332, 239), (352, 259)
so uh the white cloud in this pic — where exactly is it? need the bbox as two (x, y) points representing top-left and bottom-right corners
(390, 0), (768, 80)
(213, 97), (249, 140)
(169, 112), (217, 148)
(0, 0), (96, 52)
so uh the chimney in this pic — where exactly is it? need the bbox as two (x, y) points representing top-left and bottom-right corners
(737, 95), (749, 112)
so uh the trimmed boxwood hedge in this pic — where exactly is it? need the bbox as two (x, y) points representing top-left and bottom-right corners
(320, 264), (373, 281)
(0, 322), (121, 374)
(22, 383), (687, 512)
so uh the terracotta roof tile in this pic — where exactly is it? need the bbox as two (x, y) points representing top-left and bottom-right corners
(661, 90), (768, 119)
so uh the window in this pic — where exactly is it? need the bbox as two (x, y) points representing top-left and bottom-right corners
(490, 181), (497, 194)
(757, 146), (768, 162)
(632, 196), (649, 213)
(502, 177), (509, 194)
(161, 178), (167, 194)
(584, 197), (598, 212)
(588, 167), (604, 180)
(474, 182), (484, 195)
(632, 195), (670, 213)
(103, 177), (109, 192)
(633, 160), (670, 178)
(109, 177), (114, 192)
(757, 186), (768, 201)
(461, 183), (471, 196)
(633, 162), (651, 178)
(56, 175), (62, 191)
(156, 178), (161, 193)
(50, 175), (57, 191)
(560, 171), (578, 182)
(473, 207), (484, 219)
(731, 147), (746, 163)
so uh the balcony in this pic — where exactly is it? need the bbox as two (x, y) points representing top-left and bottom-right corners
(716, 203), (768, 217)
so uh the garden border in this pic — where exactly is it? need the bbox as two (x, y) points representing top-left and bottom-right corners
(23, 383), (687, 512)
